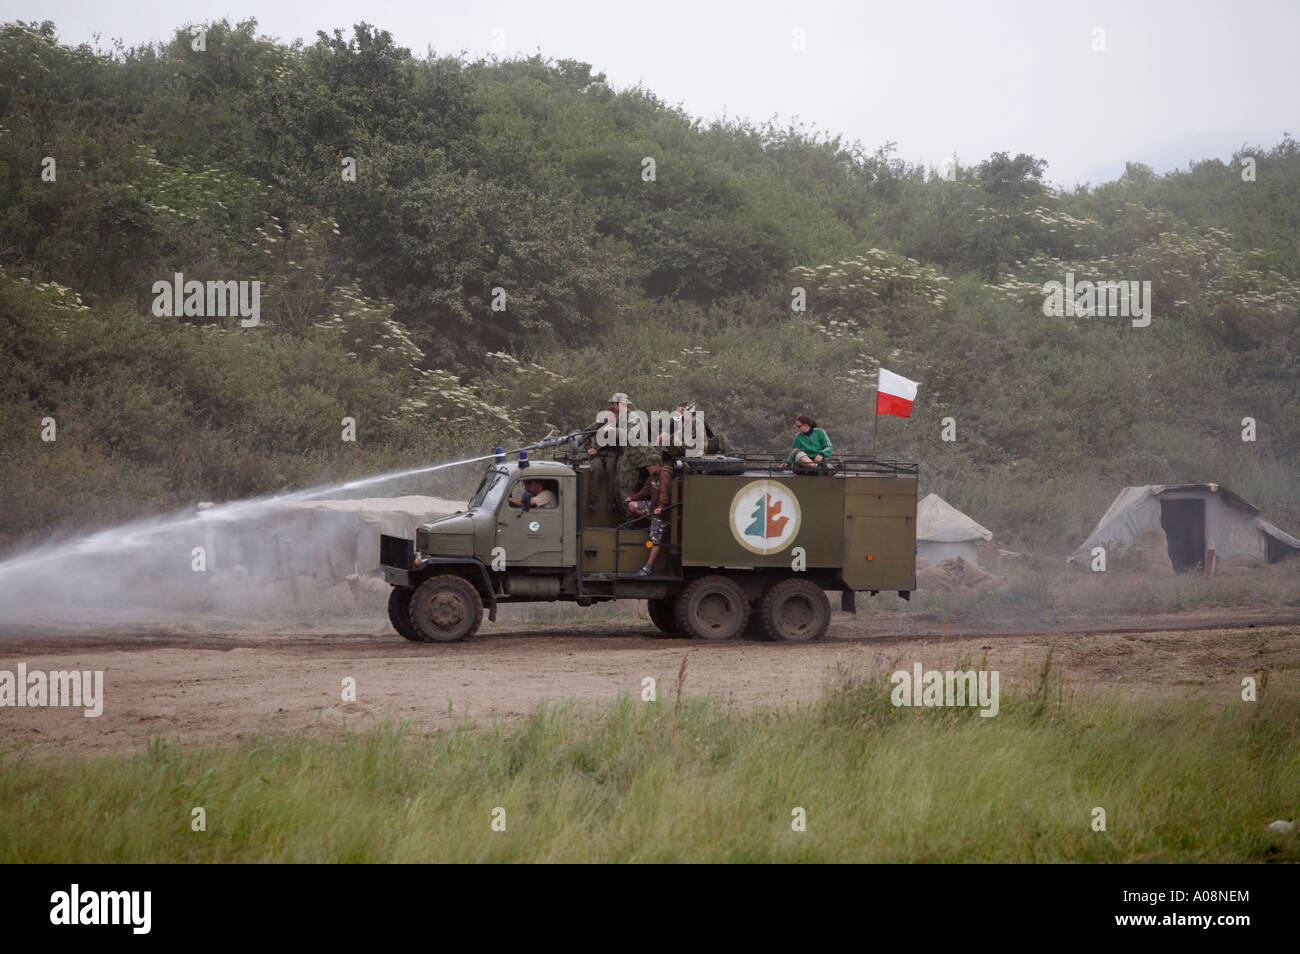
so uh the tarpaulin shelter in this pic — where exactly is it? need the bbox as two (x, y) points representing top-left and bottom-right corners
(916, 493), (994, 566)
(1067, 484), (1300, 572)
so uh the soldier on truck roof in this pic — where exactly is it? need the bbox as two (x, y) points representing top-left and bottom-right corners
(657, 400), (731, 460)
(583, 392), (630, 511)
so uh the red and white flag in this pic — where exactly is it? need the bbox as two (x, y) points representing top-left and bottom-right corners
(876, 368), (918, 418)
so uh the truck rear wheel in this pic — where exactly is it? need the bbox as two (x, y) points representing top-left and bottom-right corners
(387, 587), (420, 641)
(742, 603), (770, 640)
(675, 575), (748, 640)
(647, 597), (679, 635)
(409, 574), (483, 642)
(758, 578), (831, 642)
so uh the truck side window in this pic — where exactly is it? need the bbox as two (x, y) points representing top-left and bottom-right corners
(508, 479), (559, 509)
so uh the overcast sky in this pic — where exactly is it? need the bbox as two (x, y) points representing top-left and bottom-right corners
(9, 0), (1298, 187)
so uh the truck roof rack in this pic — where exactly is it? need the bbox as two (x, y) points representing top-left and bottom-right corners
(679, 455), (918, 477)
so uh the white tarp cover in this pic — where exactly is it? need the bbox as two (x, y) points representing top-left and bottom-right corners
(1257, 518), (1300, 550)
(1067, 484), (1300, 565)
(916, 493), (993, 543)
(207, 495), (461, 582)
(916, 494), (993, 567)
(918, 539), (982, 566)
(1066, 486), (1163, 566)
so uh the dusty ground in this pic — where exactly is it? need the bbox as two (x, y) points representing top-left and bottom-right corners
(2, 606), (1298, 753)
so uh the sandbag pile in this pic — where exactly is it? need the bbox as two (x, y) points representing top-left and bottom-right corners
(915, 555), (1009, 593)
(1133, 526), (1175, 577)
(1215, 553), (1264, 576)
(976, 540), (1023, 564)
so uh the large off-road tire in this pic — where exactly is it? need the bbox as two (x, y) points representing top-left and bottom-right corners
(387, 587), (421, 642)
(742, 602), (770, 640)
(409, 574), (484, 642)
(757, 578), (831, 642)
(647, 597), (679, 636)
(674, 575), (748, 640)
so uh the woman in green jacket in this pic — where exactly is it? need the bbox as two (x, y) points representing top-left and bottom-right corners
(781, 414), (833, 470)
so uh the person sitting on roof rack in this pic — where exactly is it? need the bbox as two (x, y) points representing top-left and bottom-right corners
(780, 414), (833, 473)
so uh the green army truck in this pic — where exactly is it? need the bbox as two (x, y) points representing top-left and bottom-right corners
(380, 449), (918, 643)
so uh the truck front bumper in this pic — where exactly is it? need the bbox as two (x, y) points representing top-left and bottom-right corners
(382, 566), (414, 587)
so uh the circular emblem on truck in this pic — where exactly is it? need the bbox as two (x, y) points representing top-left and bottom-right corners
(528, 520), (540, 532)
(729, 480), (802, 555)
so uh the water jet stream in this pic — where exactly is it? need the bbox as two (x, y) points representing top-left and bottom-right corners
(0, 449), (513, 625)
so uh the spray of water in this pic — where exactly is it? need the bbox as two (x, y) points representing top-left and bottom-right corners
(0, 450), (505, 630)
(299, 454), (500, 498)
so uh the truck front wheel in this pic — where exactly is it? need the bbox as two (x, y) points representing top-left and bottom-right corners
(758, 578), (831, 642)
(675, 575), (748, 640)
(409, 574), (484, 642)
(387, 587), (420, 641)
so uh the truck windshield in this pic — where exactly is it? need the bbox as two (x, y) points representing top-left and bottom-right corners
(468, 468), (509, 510)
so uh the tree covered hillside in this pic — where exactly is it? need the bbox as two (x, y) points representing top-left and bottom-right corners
(2, 19), (1297, 549)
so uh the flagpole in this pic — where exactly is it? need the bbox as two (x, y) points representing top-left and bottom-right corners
(872, 399), (878, 458)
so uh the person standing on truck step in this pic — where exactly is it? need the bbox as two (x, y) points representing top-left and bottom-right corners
(780, 414), (833, 472)
(584, 392), (629, 511)
(625, 453), (673, 576)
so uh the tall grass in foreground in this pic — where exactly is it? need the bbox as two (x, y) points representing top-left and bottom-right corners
(1, 665), (1297, 863)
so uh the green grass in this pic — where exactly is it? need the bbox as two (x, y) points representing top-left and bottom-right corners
(2, 667), (1297, 862)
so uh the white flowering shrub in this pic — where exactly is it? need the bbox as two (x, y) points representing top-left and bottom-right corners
(314, 284), (422, 376)
(791, 249), (951, 336)
(129, 144), (271, 249)
(399, 368), (522, 446)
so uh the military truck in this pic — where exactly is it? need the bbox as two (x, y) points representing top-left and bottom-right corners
(380, 447), (917, 642)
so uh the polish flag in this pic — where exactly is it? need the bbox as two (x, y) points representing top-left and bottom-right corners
(876, 368), (918, 417)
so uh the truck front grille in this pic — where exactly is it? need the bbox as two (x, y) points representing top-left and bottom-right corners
(380, 534), (415, 569)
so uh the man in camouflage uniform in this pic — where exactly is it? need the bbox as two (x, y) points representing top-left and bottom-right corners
(659, 400), (732, 463)
(583, 392), (630, 512)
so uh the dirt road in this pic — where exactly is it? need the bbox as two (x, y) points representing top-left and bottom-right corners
(2, 606), (1297, 753)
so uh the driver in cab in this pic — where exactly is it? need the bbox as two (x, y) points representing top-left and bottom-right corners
(508, 478), (557, 510)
